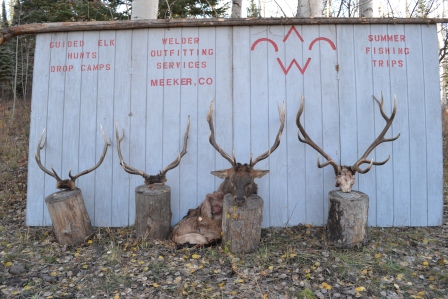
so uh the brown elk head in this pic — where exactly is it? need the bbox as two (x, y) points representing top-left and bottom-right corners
(207, 100), (286, 206)
(296, 93), (400, 192)
(35, 126), (110, 190)
(115, 116), (190, 185)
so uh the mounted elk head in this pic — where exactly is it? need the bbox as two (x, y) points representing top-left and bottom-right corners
(296, 94), (400, 192)
(207, 100), (286, 206)
(115, 116), (190, 185)
(35, 126), (110, 190)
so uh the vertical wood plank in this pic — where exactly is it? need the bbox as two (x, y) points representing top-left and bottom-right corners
(318, 24), (339, 223)
(370, 24), (394, 227)
(112, 30), (132, 226)
(267, 26), (288, 227)
(405, 25), (428, 226)
(128, 29), (149, 224)
(422, 25), (443, 226)
(77, 31), (100, 224)
(95, 30), (116, 227)
(285, 25), (306, 226)
(387, 24), (411, 226)
(26, 33), (52, 225)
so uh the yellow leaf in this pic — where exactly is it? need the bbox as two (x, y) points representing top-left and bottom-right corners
(238, 279), (244, 283)
(321, 282), (332, 290)
(190, 268), (197, 273)
(281, 254), (287, 259)
(394, 283), (400, 289)
(113, 295), (120, 299)
(50, 271), (57, 276)
(397, 273), (403, 280)
(375, 253), (382, 258)
(158, 256), (164, 260)
(82, 264), (88, 269)
(422, 261), (429, 266)
(218, 282), (225, 287)
(153, 283), (159, 288)
(23, 285), (32, 291)
(423, 238), (428, 244)
(417, 291), (425, 295)
(214, 269), (219, 274)
(361, 269), (368, 275)
(263, 294), (268, 299)
(131, 259), (136, 263)
(233, 213), (238, 220)
(428, 276), (435, 281)
(143, 267), (149, 271)
(289, 253), (297, 258)
(192, 254), (201, 259)
(87, 240), (93, 245)
(5, 261), (12, 267)
(268, 266), (274, 270)
(226, 213), (230, 219)
(355, 286), (366, 292)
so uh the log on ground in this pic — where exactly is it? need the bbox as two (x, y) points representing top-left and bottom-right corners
(327, 190), (369, 248)
(222, 193), (263, 253)
(45, 188), (94, 246)
(135, 184), (172, 240)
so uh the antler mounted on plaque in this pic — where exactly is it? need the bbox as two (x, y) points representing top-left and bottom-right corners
(296, 93), (400, 192)
(35, 126), (110, 190)
(208, 100), (286, 206)
(115, 116), (190, 185)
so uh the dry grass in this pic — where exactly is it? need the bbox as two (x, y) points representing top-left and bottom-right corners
(0, 100), (447, 299)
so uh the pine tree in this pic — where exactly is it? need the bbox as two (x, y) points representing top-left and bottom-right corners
(246, 0), (260, 18)
(0, 0), (14, 101)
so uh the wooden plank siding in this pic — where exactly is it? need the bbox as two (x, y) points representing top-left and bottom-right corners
(27, 24), (442, 227)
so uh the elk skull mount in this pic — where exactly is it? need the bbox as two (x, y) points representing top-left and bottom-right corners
(207, 100), (286, 206)
(115, 116), (190, 185)
(296, 94), (400, 192)
(35, 126), (110, 190)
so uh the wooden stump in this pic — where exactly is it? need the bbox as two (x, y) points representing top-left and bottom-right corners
(45, 188), (94, 246)
(222, 193), (263, 253)
(327, 190), (369, 248)
(135, 184), (171, 240)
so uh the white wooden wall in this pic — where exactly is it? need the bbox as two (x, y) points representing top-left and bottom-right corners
(27, 24), (443, 227)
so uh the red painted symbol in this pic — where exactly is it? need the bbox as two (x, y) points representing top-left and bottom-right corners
(251, 26), (337, 75)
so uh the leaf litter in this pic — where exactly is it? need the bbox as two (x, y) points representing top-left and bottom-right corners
(1, 102), (447, 299)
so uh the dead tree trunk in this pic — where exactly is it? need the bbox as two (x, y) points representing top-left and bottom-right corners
(134, 184), (172, 240)
(326, 190), (369, 248)
(222, 193), (263, 253)
(45, 188), (94, 246)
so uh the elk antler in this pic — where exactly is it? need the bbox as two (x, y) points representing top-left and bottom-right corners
(35, 126), (110, 190)
(115, 116), (190, 185)
(296, 96), (341, 175)
(250, 101), (286, 167)
(351, 93), (400, 174)
(207, 99), (236, 166)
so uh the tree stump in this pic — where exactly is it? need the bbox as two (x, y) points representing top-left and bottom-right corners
(327, 190), (369, 248)
(222, 193), (263, 253)
(45, 188), (94, 246)
(135, 184), (171, 240)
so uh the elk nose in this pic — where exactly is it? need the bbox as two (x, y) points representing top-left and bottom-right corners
(233, 196), (246, 206)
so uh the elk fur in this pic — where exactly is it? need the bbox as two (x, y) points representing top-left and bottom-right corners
(171, 191), (224, 245)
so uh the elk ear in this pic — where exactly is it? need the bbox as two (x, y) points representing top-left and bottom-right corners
(251, 169), (269, 178)
(211, 169), (230, 179)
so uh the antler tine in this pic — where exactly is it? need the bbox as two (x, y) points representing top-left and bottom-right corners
(115, 123), (149, 178)
(69, 125), (110, 181)
(250, 101), (286, 167)
(351, 94), (400, 174)
(160, 116), (190, 176)
(296, 96), (341, 175)
(207, 99), (236, 166)
(34, 129), (58, 178)
(34, 129), (69, 183)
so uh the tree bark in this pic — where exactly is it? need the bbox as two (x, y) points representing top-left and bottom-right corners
(359, 0), (374, 17)
(222, 193), (263, 253)
(231, 0), (243, 18)
(297, 0), (323, 17)
(45, 188), (94, 246)
(134, 184), (172, 240)
(326, 190), (369, 248)
(132, 0), (158, 20)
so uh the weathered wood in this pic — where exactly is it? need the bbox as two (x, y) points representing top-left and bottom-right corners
(222, 193), (263, 253)
(45, 188), (94, 246)
(1, 17), (447, 46)
(134, 185), (172, 240)
(326, 190), (369, 248)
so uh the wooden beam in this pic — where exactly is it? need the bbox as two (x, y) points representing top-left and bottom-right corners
(1, 17), (446, 46)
